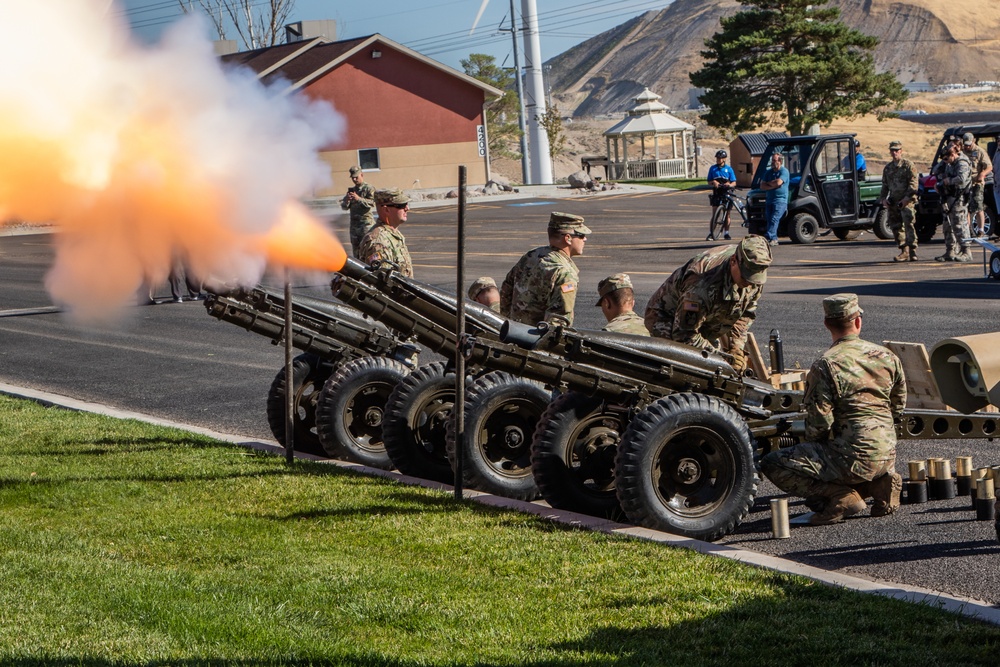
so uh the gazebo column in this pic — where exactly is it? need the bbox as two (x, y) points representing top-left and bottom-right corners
(682, 130), (690, 178)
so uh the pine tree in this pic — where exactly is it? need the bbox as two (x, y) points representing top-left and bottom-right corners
(689, 0), (907, 136)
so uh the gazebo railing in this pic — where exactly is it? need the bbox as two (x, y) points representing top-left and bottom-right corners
(610, 158), (689, 180)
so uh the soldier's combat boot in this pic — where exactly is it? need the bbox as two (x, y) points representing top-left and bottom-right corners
(934, 250), (956, 262)
(953, 250), (973, 263)
(809, 489), (866, 526)
(909, 247), (918, 261)
(869, 472), (903, 517)
(893, 248), (909, 262)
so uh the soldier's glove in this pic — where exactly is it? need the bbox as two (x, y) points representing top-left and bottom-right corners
(729, 348), (747, 373)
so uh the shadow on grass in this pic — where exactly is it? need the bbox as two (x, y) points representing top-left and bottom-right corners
(0, 468), (295, 489)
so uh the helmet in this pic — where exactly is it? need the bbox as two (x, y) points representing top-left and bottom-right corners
(715, 149), (727, 159)
(854, 139), (860, 147)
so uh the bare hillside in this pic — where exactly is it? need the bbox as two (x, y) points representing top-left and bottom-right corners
(547, 0), (1000, 117)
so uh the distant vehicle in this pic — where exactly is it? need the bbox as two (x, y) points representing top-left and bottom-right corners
(745, 134), (888, 243)
(915, 123), (998, 242)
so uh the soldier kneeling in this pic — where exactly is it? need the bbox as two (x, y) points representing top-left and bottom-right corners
(759, 294), (906, 525)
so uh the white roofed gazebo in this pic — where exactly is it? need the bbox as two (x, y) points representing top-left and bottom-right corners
(603, 88), (697, 181)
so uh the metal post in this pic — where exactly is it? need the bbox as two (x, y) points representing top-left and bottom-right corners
(283, 270), (294, 464)
(454, 166), (467, 499)
(521, 0), (552, 184)
(508, 0), (530, 184)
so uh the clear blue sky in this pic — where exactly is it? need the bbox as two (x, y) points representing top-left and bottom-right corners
(116, 0), (673, 71)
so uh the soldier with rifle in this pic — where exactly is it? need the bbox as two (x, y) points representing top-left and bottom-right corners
(879, 140), (919, 263)
(936, 144), (973, 262)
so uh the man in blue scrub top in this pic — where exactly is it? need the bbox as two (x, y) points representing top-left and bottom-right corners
(760, 152), (789, 245)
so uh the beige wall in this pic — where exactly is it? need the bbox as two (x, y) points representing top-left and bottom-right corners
(316, 141), (489, 197)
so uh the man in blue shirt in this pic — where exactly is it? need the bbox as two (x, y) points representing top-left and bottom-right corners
(760, 152), (789, 245)
(855, 139), (867, 181)
(707, 149), (738, 240)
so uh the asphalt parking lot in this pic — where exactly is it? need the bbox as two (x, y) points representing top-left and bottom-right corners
(2, 186), (1000, 606)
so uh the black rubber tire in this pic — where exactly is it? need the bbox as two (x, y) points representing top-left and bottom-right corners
(265, 353), (336, 457)
(446, 371), (549, 500)
(531, 392), (628, 519)
(708, 206), (725, 240)
(614, 393), (758, 542)
(990, 251), (1000, 280)
(315, 356), (410, 468)
(872, 207), (893, 240)
(382, 362), (456, 484)
(832, 227), (861, 241)
(788, 212), (819, 244)
(916, 215), (938, 244)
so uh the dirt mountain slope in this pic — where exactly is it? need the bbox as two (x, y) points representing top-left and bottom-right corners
(547, 0), (1000, 117)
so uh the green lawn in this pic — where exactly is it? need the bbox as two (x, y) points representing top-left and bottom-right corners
(1, 394), (998, 666)
(618, 178), (710, 191)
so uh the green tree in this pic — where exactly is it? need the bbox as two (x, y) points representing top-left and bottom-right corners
(689, 0), (907, 136)
(461, 53), (523, 160)
(538, 103), (567, 161)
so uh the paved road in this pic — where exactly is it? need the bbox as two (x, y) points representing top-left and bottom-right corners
(3, 188), (1000, 605)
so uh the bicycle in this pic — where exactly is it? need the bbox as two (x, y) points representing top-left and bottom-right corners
(707, 185), (748, 241)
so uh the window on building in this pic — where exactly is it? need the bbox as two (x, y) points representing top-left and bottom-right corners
(358, 148), (380, 171)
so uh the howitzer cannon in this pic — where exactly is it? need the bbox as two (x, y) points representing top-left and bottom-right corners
(332, 259), (805, 540)
(204, 286), (418, 466)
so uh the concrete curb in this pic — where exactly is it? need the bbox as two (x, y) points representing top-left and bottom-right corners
(2, 380), (998, 626)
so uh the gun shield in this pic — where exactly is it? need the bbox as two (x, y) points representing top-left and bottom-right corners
(929, 333), (1000, 413)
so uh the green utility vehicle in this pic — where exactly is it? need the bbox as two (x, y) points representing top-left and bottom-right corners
(746, 134), (890, 243)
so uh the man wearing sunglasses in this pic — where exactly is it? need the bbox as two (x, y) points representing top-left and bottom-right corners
(357, 188), (413, 277)
(500, 212), (591, 327)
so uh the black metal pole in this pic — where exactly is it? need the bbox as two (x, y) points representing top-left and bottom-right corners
(454, 166), (467, 499)
(284, 269), (294, 464)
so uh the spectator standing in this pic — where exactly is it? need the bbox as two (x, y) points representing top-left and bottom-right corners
(341, 166), (377, 258)
(357, 189), (413, 277)
(854, 139), (867, 181)
(707, 150), (737, 240)
(500, 212), (591, 327)
(879, 140), (919, 262)
(595, 273), (648, 335)
(759, 153), (788, 246)
(936, 145), (973, 263)
(962, 133), (993, 237)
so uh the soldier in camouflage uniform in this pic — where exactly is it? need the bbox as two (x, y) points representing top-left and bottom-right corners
(962, 133), (993, 237)
(468, 276), (501, 313)
(760, 294), (906, 525)
(936, 144), (973, 262)
(500, 212), (590, 327)
(357, 189), (413, 277)
(879, 140), (919, 262)
(643, 236), (771, 373)
(596, 273), (649, 336)
(340, 166), (377, 258)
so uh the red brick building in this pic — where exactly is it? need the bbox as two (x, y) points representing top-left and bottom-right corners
(223, 34), (502, 195)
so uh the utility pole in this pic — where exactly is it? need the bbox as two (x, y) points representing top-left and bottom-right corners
(507, 0), (530, 184)
(520, 0), (552, 185)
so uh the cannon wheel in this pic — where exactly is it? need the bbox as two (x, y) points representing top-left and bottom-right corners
(447, 371), (548, 500)
(382, 362), (456, 484)
(531, 392), (628, 519)
(265, 353), (336, 457)
(872, 208), (893, 240)
(315, 356), (409, 468)
(615, 393), (757, 542)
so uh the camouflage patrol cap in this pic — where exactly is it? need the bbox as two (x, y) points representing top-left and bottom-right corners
(375, 188), (409, 206)
(548, 212), (593, 236)
(349, 166), (362, 177)
(735, 236), (772, 285)
(468, 276), (497, 301)
(822, 293), (863, 320)
(888, 140), (903, 151)
(595, 273), (633, 306)
(963, 132), (975, 146)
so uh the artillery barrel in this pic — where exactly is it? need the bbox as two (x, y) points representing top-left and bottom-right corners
(332, 259), (506, 354)
(204, 286), (418, 368)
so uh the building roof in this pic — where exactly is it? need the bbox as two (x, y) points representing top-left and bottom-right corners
(221, 34), (502, 98)
(604, 87), (693, 136)
(736, 132), (788, 155)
